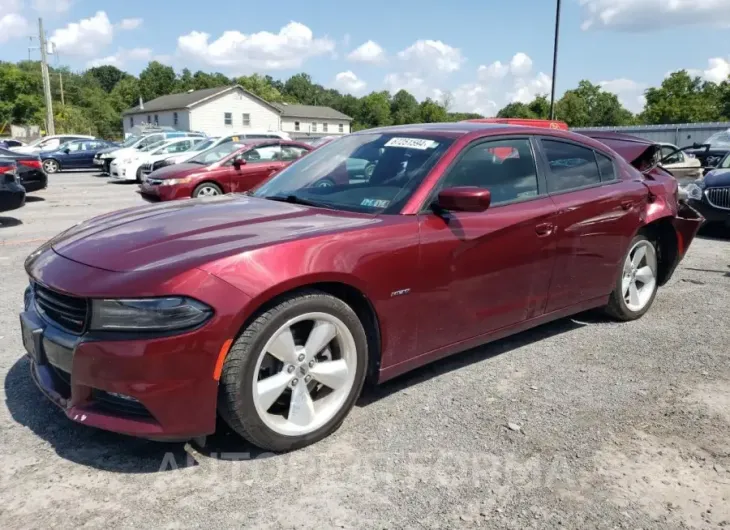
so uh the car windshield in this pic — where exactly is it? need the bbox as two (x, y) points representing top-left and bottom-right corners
(120, 135), (141, 148)
(188, 142), (247, 164)
(192, 139), (216, 152)
(718, 153), (730, 169)
(253, 133), (454, 214)
(705, 130), (730, 148)
(140, 140), (167, 153)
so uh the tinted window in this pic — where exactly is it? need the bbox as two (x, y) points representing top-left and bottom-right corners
(596, 152), (617, 181)
(244, 145), (281, 161)
(542, 140), (601, 193)
(439, 138), (539, 206)
(281, 146), (309, 161)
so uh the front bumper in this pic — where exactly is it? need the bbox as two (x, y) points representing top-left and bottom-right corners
(138, 180), (190, 202)
(19, 255), (250, 440)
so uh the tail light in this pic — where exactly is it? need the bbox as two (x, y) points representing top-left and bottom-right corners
(19, 159), (42, 169)
(0, 161), (18, 182)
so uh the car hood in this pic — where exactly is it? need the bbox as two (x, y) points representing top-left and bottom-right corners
(96, 146), (119, 156)
(148, 163), (207, 179)
(50, 195), (377, 272)
(704, 168), (730, 187)
(107, 147), (137, 158)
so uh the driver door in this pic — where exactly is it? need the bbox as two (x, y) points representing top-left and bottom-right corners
(230, 144), (283, 193)
(416, 137), (558, 354)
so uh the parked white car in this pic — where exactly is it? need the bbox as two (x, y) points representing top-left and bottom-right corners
(11, 134), (94, 155)
(111, 137), (205, 182)
(162, 137), (220, 165)
(659, 142), (702, 179)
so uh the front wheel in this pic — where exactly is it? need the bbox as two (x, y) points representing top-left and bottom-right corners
(604, 235), (658, 321)
(218, 291), (368, 452)
(193, 182), (223, 198)
(43, 159), (59, 174)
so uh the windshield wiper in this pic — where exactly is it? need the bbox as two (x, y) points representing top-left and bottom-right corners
(265, 194), (333, 209)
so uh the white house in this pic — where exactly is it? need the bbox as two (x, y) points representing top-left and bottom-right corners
(122, 86), (353, 139)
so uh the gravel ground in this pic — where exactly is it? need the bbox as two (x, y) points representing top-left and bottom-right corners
(0, 172), (729, 529)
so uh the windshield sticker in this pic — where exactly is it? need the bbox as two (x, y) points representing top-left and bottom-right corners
(361, 198), (390, 208)
(384, 137), (438, 150)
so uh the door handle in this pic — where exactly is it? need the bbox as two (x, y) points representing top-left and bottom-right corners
(535, 222), (555, 237)
(621, 200), (633, 210)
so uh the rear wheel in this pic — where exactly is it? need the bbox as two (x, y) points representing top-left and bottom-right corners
(43, 159), (59, 174)
(604, 235), (658, 321)
(314, 178), (335, 188)
(135, 167), (143, 183)
(193, 182), (223, 198)
(218, 291), (368, 452)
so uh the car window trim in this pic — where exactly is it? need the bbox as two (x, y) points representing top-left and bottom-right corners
(418, 134), (546, 214)
(535, 136), (620, 195)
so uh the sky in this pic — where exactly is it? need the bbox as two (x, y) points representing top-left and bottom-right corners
(1, 0), (730, 116)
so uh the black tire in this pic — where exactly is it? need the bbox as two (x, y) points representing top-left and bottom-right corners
(363, 162), (375, 180)
(604, 234), (658, 321)
(135, 167), (143, 183)
(43, 159), (59, 174)
(103, 160), (111, 175)
(218, 290), (369, 452)
(193, 182), (223, 198)
(314, 177), (335, 188)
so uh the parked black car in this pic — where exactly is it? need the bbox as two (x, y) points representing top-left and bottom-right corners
(682, 154), (730, 229)
(0, 147), (48, 192)
(685, 129), (730, 173)
(0, 158), (25, 212)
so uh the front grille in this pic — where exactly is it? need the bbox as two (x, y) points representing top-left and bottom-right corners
(91, 390), (153, 418)
(141, 162), (152, 174)
(33, 283), (88, 334)
(706, 187), (730, 210)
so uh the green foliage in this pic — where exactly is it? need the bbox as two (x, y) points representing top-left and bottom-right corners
(3, 58), (729, 141)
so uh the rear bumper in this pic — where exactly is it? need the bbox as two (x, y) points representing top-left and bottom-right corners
(0, 185), (26, 212)
(20, 169), (48, 192)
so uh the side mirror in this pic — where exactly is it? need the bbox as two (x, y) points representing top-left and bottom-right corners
(63, 148), (70, 154)
(233, 156), (246, 168)
(436, 187), (491, 212)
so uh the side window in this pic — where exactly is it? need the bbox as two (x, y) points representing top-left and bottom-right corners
(542, 140), (601, 193)
(439, 138), (539, 206)
(596, 152), (617, 182)
(281, 146), (309, 161)
(244, 145), (281, 162)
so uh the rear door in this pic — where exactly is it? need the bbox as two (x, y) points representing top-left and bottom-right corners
(230, 144), (283, 193)
(537, 138), (648, 313)
(62, 141), (88, 168)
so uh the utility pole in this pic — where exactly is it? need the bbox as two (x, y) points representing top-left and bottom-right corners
(38, 18), (55, 135)
(549, 0), (562, 120)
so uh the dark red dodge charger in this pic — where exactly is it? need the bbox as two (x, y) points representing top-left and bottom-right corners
(20, 123), (703, 451)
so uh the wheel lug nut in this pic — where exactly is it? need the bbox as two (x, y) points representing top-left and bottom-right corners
(291, 378), (298, 386)
(287, 365), (295, 373)
(308, 360), (315, 368)
(298, 354), (305, 362)
(304, 375), (311, 383)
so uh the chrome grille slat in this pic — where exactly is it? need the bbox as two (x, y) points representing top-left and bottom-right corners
(33, 283), (88, 334)
(706, 187), (730, 210)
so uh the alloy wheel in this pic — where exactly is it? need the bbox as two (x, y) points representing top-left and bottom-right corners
(251, 312), (357, 436)
(622, 240), (657, 312)
(197, 186), (220, 197)
(43, 160), (58, 173)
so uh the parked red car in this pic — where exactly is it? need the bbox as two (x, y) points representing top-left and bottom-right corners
(20, 123), (703, 451)
(138, 140), (313, 201)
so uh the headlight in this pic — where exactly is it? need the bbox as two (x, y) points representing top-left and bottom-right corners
(682, 182), (704, 201)
(100, 153), (110, 159)
(160, 176), (193, 186)
(121, 158), (134, 164)
(90, 297), (212, 331)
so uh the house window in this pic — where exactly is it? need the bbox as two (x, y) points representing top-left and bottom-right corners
(339, 123), (344, 133)
(242, 113), (251, 127)
(154, 114), (159, 126)
(147, 115), (151, 123)
(312, 122), (317, 133)
(224, 112), (233, 126)
(294, 121), (300, 131)
(129, 116), (134, 127)
(323, 123), (328, 133)
(173, 112), (178, 126)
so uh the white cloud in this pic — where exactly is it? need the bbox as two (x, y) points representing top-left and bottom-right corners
(687, 57), (730, 84)
(509, 52), (533, 77)
(0, 13), (29, 43)
(509, 72), (552, 104)
(397, 39), (464, 74)
(579, 0), (730, 31)
(384, 72), (441, 101)
(347, 40), (385, 64)
(334, 71), (366, 94)
(599, 78), (648, 112)
(33, 0), (72, 14)
(87, 47), (152, 68)
(477, 61), (509, 80)
(450, 83), (499, 116)
(50, 11), (114, 56)
(119, 18), (143, 31)
(177, 22), (335, 71)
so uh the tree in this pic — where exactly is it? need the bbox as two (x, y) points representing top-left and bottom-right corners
(139, 61), (177, 101)
(391, 90), (420, 125)
(237, 74), (287, 102)
(552, 80), (633, 127)
(497, 102), (536, 119)
(176, 68), (194, 92)
(86, 65), (127, 93)
(419, 98), (448, 122)
(110, 76), (141, 111)
(642, 71), (720, 124)
(527, 95), (550, 119)
(358, 91), (392, 128)
(284, 73), (317, 104)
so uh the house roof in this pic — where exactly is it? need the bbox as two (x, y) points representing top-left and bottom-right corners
(271, 103), (352, 121)
(122, 85), (281, 115)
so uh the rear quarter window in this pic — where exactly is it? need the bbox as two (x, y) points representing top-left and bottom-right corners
(542, 140), (602, 193)
(596, 153), (617, 182)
